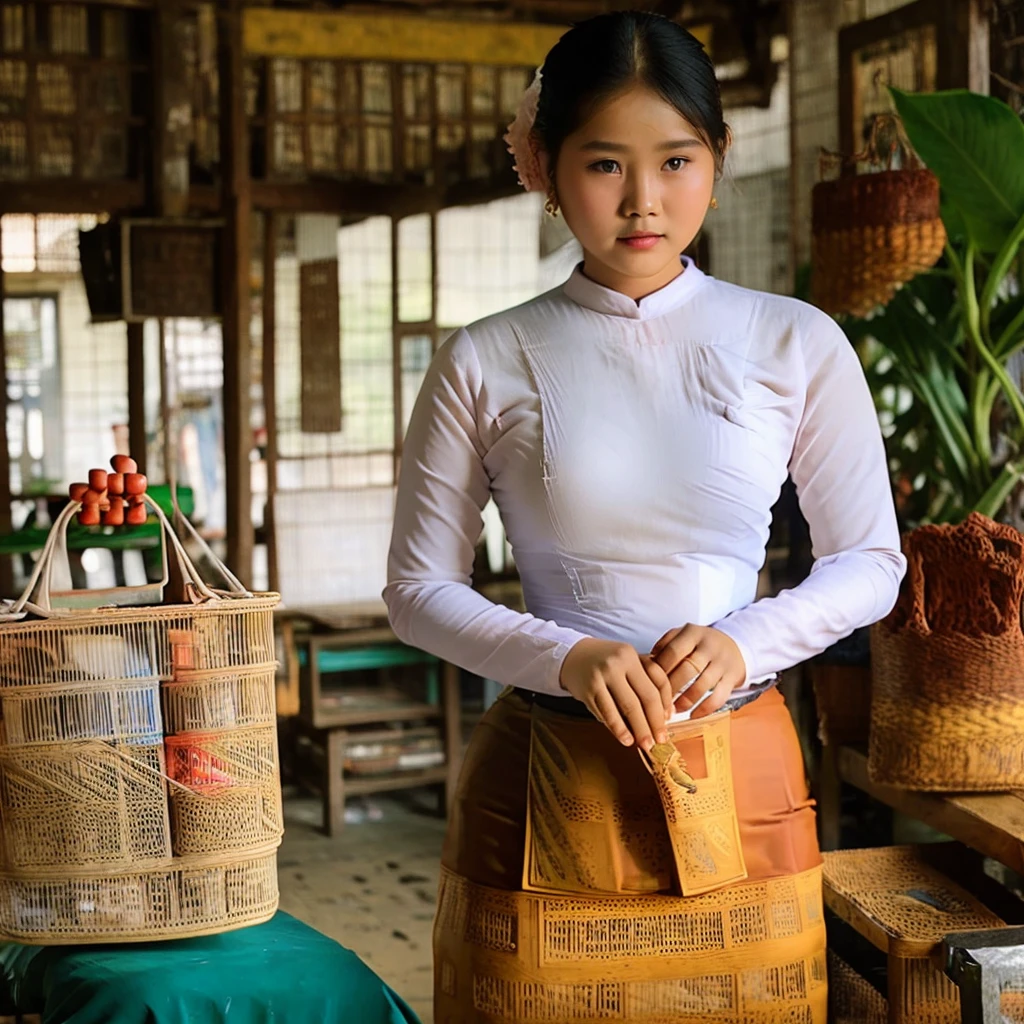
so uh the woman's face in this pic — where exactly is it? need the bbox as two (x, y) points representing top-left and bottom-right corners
(553, 84), (720, 300)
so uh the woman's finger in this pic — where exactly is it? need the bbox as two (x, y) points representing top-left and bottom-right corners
(593, 687), (633, 746)
(607, 673), (655, 751)
(690, 675), (735, 719)
(630, 664), (669, 745)
(672, 652), (709, 695)
(641, 655), (674, 716)
(653, 624), (703, 674)
(675, 656), (721, 709)
(651, 627), (683, 656)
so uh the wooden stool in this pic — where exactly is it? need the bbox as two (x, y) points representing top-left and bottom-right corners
(823, 845), (1004, 1023)
(944, 924), (1024, 1024)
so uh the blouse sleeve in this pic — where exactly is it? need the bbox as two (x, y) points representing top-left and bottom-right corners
(710, 308), (907, 684)
(383, 328), (590, 695)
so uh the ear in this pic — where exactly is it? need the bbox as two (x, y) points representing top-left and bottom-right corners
(715, 125), (733, 180)
(535, 143), (552, 193)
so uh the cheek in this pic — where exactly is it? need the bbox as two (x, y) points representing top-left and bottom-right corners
(560, 177), (618, 238)
(664, 172), (715, 220)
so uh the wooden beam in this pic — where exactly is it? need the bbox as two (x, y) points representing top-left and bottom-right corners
(244, 8), (713, 64)
(127, 321), (146, 476)
(838, 746), (1024, 877)
(0, 220), (11, 599)
(0, 181), (145, 215)
(250, 177), (522, 216)
(244, 9), (564, 64)
(219, 2), (253, 587)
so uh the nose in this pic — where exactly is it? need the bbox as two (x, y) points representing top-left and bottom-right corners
(621, 171), (660, 218)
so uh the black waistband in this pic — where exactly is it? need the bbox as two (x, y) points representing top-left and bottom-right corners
(529, 692), (593, 717)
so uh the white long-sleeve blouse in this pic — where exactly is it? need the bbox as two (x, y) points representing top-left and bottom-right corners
(383, 257), (906, 702)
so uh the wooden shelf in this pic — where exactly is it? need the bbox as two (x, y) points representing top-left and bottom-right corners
(302, 702), (442, 729)
(838, 746), (1024, 876)
(344, 765), (449, 797)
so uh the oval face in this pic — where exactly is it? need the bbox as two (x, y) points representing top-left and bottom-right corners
(555, 84), (718, 300)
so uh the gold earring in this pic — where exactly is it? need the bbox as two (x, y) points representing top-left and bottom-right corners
(545, 191), (559, 216)
(710, 196), (719, 210)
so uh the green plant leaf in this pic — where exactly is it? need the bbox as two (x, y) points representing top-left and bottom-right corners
(942, 199), (1007, 255)
(891, 88), (1024, 251)
(973, 462), (1024, 519)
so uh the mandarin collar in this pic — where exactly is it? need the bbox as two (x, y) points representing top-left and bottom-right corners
(562, 256), (707, 321)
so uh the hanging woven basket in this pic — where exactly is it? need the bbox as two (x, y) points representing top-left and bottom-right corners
(811, 113), (946, 318)
(868, 512), (1024, 791)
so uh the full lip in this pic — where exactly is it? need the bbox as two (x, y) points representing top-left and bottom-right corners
(619, 231), (663, 240)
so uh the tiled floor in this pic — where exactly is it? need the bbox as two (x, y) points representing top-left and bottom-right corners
(276, 789), (446, 1024)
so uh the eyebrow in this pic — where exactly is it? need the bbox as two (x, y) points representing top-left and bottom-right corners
(579, 138), (703, 152)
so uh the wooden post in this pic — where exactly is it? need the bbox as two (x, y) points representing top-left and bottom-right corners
(325, 727), (347, 836)
(126, 322), (146, 475)
(152, 6), (193, 219)
(219, 1), (254, 585)
(0, 219), (11, 598)
(262, 212), (279, 595)
(391, 216), (402, 484)
(964, 0), (990, 95)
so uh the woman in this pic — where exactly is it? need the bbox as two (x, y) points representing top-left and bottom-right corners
(384, 12), (905, 1022)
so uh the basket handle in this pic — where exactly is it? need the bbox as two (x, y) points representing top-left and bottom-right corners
(818, 111), (922, 181)
(2, 493), (251, 620)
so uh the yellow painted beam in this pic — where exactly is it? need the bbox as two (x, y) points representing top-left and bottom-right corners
(243, 9), (711, 65)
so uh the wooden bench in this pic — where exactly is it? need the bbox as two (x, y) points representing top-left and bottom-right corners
(286, 624), (462, 835)
(837, 746), (1024, 877)
(823, 845), (1004, 1023)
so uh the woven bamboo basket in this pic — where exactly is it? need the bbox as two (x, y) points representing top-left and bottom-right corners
(811, 114), (946, 317)
(164, 725), (282, 856)
(0, 843), (279, 943)
(161, 665), (277, 733)
(827, 950), (887, 1024)
(869, 513), (1024, 790)
(0, 495), (283, 942)
(0, 741), (172, 870)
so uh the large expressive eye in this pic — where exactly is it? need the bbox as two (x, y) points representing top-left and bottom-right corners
(590, 159), (620, 174)
(665, 157), (690, 172)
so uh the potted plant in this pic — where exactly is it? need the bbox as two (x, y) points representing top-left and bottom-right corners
(843, 88), (1024, 529)
(842, 89), (1024, 790)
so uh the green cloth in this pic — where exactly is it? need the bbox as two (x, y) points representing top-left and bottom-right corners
(0, 485), (195, 557)
(0, 912), (421, 1024)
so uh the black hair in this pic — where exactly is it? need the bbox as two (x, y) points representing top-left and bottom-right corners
(533, 11), (729, 175)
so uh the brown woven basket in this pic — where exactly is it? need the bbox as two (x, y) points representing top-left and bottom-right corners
(869, 512), (1024, 791)
(811, 114), (946, 317)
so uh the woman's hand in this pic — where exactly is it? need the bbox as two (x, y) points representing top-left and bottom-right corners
(559, 638), (674, 751)
(651, 625), (747, 719)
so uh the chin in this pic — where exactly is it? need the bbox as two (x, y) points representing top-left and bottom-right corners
(606, 251), (680, 275)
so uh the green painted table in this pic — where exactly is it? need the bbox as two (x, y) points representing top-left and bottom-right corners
(0, 911), (420, 1024)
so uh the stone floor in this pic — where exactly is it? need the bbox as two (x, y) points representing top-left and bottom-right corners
(276, 788), (446, 1024)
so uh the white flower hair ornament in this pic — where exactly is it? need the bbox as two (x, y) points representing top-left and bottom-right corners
(503, 68), (551, 194)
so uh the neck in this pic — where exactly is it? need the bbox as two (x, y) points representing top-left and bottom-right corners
(579, 255), (686, 303)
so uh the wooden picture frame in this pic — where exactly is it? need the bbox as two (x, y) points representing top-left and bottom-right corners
(839, 0), (987, 158)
